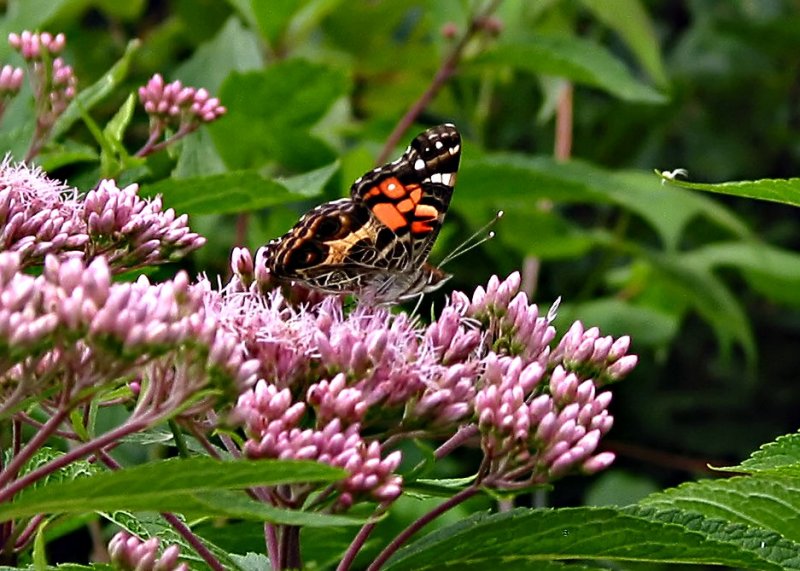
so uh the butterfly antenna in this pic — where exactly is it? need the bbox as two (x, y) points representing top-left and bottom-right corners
(439, 210), (504, 268)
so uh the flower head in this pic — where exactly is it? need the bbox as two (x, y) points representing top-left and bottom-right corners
(223, 250), (638, 508)
(108, 531), (188, 571)
(136, 74), (226, 156)
(0, 160), (205, 271)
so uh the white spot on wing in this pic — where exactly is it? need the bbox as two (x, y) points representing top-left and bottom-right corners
(414, 159), (425, 171)
(435, 141), (443, 149)
(449, 144), (460, 155)
(430, 173), (442, 183)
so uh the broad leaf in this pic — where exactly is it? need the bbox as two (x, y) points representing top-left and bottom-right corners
(209, 60), (348, 170)
(2, 457), (354, 526)
(716, 433), (800, 474)
(469, 35), (666, 103)
(581, 0), (668, 86)
(140, 171), (308, 215)
(174, 16), (263, 92)
(640, 474), (800, 543)
(628, 505), (800, 570)
(384, 507), (778, 569)
(658, 170), (800, 208)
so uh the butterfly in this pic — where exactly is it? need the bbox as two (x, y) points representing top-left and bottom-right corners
(261, 124), (461, 304)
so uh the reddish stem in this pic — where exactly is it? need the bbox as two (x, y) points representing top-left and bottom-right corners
(0, 408), (70, 492)
(365, 486), (480, 571)
(0, 414), (151, 503)
(375, 0), (504, 165)
(336, 502), (392, 571)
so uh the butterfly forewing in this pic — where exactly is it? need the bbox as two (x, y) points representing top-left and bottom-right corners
(263, 124), (461, 302)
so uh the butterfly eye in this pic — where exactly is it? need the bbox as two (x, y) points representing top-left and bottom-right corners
(316, 215), (343, 239)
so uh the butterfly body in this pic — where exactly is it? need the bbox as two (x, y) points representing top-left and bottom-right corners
(262, 124), (461, 303)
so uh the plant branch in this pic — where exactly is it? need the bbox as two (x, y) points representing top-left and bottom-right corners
(375, 0), (503, 165)
(365, 486), (480, 571)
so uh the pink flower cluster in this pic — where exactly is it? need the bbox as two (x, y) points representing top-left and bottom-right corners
(7, 31), (77, 155)
(237, 381), (401, 507)
(0, 64), (23, 96)
(136, 74), (226, 156)
(225, 247), (639, 508)
(0, 160), (205, 271)
(0, 251), (257, 416)
(108, 531), (188, 571)
(139, 74), (226, 124)
(8, 31), (66, 60)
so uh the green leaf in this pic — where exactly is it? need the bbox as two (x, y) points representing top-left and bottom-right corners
(278, 161), (340, 198)
(103, 93), (136, 150)
(35, 140), (98, 172)
(249, 0), (301, 47)
(657, 170), (800, 207)
(458, 156), (749, 251)
(384, 507), (779, 570)
(717, 432), (800, 474)
(51, 39), (141, 140)
(2, 458), (355, 526)
(32, 518), (48, 570)
(559, 298), (679, 347)
(174, 16), (263, 93)
(469, 35), (667, 103)
(209, 60), (348, 170)
(140, 171), (308, 215)
(580, 0), (668, 86)
(172, 128), (227, 178)
(643, 250), (755, 364)
(640, 473), (800, 543)
(627, 505), (800, 570)
(680, 241), (800, 307)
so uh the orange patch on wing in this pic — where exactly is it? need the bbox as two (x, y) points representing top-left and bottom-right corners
(365, 187), (381, 199)
(372, 202), (407, 231)
(409, 187), (422, 203)
(411, 220), (435, 234)
(396, 198), (415, 213)
(379, 177), (408, 199)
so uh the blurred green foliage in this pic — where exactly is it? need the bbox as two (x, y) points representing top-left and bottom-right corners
(4, 0), (800, 567)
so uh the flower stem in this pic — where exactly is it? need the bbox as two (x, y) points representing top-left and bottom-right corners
(375, 0), (503, 165)
(0, 408), (70, 491)
(365, 486), (480, 571)
(0, 413), (151, 503)
(337, 502), (391, 571)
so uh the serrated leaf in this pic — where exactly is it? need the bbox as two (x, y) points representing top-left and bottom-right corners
(627, 505), (800, 570)
(640, 474), (800, 543)
(657, 170), (800, 207)
(469, 35), (666, 103)
(1, 457), (351, 526)
(140, 171), (307, 215)
(384, 507), (778, 570)
(716, 433), (800, 474)
(51, 39), (140, 140)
